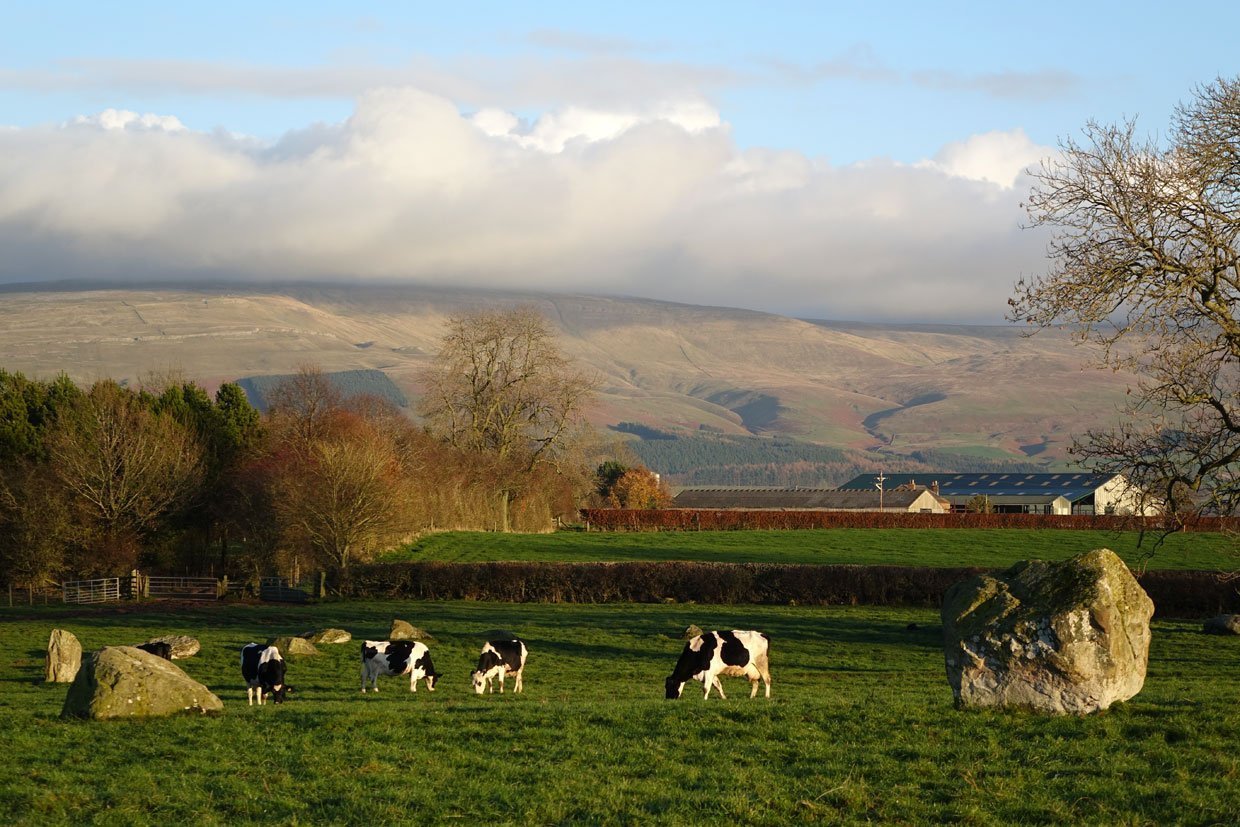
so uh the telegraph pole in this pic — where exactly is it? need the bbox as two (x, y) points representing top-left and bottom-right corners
(876, 470), (886, 512)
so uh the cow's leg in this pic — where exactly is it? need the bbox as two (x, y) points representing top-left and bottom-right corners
(702, 676), (713, 700)
(247, 686), (254, 706)
(513, 668), (523, 693)
(758, 655), (772, 698)
(411, 671), (417, 692)
(713, 675), (728, 699)
(361, 664), (368, 693)
(498, 671), (505, 693)
(257, 686), (264, 705)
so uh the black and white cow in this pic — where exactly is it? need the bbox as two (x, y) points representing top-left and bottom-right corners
(360, 640), (441, 693)
(240, 643), (288, 705)
(135, 641), (173, 660)
(470, 639), (527, 694)
(665, 630), (771, 700)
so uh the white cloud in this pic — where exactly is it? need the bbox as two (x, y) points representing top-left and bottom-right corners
(71, 108), (187, 132)
(919, 128), (1049, 189)
(0, 88), (1047, 322)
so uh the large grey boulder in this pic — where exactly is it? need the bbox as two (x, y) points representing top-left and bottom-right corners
(267, 636), (319, 656)
(45, 629), (83, 683)
(390, 620), (435, 642)
(1203, 614), (1240, 635)
(942, 548), (1154, 715)
(144, 635), (200, 659)
(301, 628), (352, 645)
(61, 646), (222, 719)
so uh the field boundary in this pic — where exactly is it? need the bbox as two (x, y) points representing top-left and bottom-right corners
(338, 561), (1238, 617)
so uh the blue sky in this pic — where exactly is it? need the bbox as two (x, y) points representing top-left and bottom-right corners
(2, 2), (1238, 320)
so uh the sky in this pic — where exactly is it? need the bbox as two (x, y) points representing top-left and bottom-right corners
(2, 1), (1239, 322)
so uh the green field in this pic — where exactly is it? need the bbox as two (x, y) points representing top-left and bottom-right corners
(2, 601), (1238, 824)
(383, 528), (1237, 572)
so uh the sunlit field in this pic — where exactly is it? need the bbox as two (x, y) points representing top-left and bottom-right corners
(385, 528), (1237, 572)
(2, 600), (1237, 824)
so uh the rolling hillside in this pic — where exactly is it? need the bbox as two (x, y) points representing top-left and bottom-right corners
(0, 282), (1133, 480)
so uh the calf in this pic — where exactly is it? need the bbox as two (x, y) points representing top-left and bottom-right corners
(240, 643), (288, 705)
(135, 641), (173, 660)
(360, 640), (441, 693)
(665, 630), (771, 700)
(470, 639), (527, 694)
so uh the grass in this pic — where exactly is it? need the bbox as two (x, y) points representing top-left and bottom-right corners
(382, 528), (1238, 572)
(2, 600), (1238, 824)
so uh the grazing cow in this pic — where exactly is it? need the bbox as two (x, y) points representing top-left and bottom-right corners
(360, 640), (441, 693)
(135, 641), (173, 660)
(665, 630), (771, 700)
(470, 639), (527, 694)
(240, 643), (288, 705)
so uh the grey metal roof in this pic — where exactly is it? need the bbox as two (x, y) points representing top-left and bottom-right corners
(836, 472), (1118, 503)
(672, 488), (927, 510)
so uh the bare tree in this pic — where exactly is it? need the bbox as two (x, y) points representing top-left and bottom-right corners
(273, 420), (414, 569)
(419, 307), (596, 530)
(46, 381), (202, 571)
(1011, 77), (1240, 519)
(267, 365), (343, 454)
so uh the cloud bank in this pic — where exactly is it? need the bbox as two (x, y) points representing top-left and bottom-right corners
(0, 87), (1051, 321)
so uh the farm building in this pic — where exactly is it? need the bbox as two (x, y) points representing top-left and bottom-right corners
(671, 487), (949, 514)
(836, 472), (1152, 515)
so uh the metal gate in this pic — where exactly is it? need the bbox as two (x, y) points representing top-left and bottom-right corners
(62, 577), (121, 605)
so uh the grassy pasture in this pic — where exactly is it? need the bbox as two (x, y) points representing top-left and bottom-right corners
(385, 528), (1237, 572)
(1, 601), (1238, 824)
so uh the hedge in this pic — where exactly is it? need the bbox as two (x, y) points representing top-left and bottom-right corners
(579, 509), (1240, 532)
(335, 561), (1238, 618)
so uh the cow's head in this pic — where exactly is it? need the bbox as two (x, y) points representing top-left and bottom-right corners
(664, 676), (684, 700)
(268, 684), (291, 704)
(470, 669), (486, 694)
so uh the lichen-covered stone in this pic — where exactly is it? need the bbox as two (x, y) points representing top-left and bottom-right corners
(683, 624), (705, 640)
(267, 636), (319, 656)
(61, 646), (222, 719)
(942, 548), (1153, 715)
(46, 629), (83, 683)
(144, 635), (200, 659)
(390, 620), (434, 642)
(302, 628), (352, 644)
(1203, 614), (1240, 635)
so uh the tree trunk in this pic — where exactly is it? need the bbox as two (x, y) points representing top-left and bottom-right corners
(499, 489), (511, 533)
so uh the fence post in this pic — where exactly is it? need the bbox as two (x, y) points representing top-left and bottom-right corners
(218, 575), (228, 600)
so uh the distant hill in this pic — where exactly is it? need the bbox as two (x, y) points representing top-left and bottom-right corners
(236, 368), (408, 412)
(0, 283), (1135, 481)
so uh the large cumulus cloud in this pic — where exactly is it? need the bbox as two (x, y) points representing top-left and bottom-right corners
(0, 87), (1051, 321)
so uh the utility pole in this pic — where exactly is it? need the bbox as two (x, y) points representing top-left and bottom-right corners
(875, 470), (886, 512)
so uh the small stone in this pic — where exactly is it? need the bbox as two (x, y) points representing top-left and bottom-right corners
(683, 624), (705, 640)
(390, 620), (435, 642)
(301, 628), (352, 644)
(1203, 614), (1240, 635)
(144, 635), (200, 659)
(267, 636), (319, 656)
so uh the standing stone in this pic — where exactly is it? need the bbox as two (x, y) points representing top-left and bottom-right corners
(942, 548), (1154, 715)
(144, 635), (201, 659)
(61, 646), (223, 719)
(390, 620), (434, 642)
(683, 625), (705, 640)
(46, 629), (83, 683)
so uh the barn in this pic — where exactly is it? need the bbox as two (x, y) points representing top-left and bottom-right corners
(671, 487), (949, 513)
(835, 472), (1152, 515)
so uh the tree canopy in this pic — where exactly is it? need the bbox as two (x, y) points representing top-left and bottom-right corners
(1010, 77), (1240, 517)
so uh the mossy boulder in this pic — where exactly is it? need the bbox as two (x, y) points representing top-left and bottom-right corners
(942, 548), (1153, 715)
(46, 629), (82, 683)
(61, 646), (222, 719)
(301, 628), (352, 645)
(267, 636), (319, 656)
(683, 625), (705, 640)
